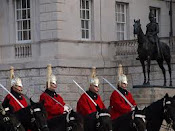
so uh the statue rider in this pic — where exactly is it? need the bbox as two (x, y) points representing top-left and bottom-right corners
(136, 11), (161, 60)
(146, 11), (160, 58)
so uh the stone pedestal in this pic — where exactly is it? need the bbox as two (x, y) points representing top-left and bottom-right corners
(132, 85), (175, 131)
(131, 85), (175, 109)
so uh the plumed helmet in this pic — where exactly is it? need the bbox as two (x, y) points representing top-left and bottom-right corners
(50, 74), (57, 85)
(47, 64), (57, 88)
(149, 11), (154, 18)
(90, 67), (100, 87)
(118, 74), (128, 84)
(117, 64), (128, 86)
(10, 66), (23, 87)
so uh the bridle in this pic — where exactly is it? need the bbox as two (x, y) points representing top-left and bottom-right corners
(162, 98), (175, 131)
(66, 111), (76, 131)
(30, 107), (48, 131)
(131, 110), (147, 131)
(0, 107), (22, 131)
(95, 112), (112, 131)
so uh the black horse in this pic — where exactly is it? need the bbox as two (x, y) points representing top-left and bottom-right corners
(47, 110), (84, 131)
(0, 105), (25, 131)
(133, 19), (172, 86)
(84, 108), (112, 131)
(14, 100), (49, 131)
(143, 93), (175, 131)
(112, 107), (146, 131)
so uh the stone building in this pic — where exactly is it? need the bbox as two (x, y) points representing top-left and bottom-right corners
(0, 0), (175, 109)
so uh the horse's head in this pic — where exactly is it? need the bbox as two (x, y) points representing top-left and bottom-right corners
(29, 99), (49, 131)
(95, 109), (112, 131)
(163, 94), (175, 130)
(65, 110), (84, 131)
(133, 19), (141, 35)
(7, 114), (25, 131)
(131, 107), (147, 131)
(0, 105), (25, 131)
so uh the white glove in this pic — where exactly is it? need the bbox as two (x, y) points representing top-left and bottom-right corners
(131, 107), (135, 111)
(64, 105), (69, 113)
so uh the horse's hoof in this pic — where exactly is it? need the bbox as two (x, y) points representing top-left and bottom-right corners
(143, 82), (147, 85)
(163, 83), (166, 86)
(146, 82), (150, 85)
(169, 83), (172, 87)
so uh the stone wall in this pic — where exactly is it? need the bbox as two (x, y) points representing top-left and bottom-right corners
(0, 57), (175, 110)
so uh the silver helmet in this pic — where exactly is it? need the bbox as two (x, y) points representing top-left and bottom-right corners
(117, 64), (128, 86)
(47, 64), (57, 88)
(90, 67), (100, 87)
(10, 66), (23, 88)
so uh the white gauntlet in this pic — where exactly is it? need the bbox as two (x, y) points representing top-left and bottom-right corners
(64, 105), (69, 113)
(131, 107), (135, 111)
(64, 104), (72, 113)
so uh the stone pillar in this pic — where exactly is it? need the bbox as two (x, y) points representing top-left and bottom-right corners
(39, 0), (65, 40)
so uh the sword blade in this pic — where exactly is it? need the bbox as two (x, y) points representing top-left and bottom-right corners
(103, 78), (133, 108)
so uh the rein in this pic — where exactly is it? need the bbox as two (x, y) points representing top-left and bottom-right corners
(2, 114), (22, 131)
(0, 107), (23, 131)
(161, 99), (174, 131)
(30, 108), (48, 131)
(95, 111), (112, 131)
(66, 111), (76, 131)
(131, 111), (146, 131)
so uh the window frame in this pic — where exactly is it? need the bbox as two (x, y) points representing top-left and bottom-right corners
(115, 2), (128, 41)
(150, 6), (160, 24)
(15, 0), (31, 43)
(80, 0), (91, 40)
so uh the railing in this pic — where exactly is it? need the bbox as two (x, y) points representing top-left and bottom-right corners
(15, 44), (32, 58)
(111, 40), (138, 56)
(11, 36), (175, 59)
(112, 36), (175, 56)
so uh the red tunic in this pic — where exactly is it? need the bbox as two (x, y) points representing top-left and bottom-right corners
(110, 90), (136, 120)
(3, 94), (28, 112)
(40, 92), (65, 119)
(76, 93), (106, 117)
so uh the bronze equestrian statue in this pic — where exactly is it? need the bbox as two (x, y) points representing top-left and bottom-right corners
(133, 18), (172, 86)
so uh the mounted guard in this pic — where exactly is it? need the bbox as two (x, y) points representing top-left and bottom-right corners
(2, 66), (30, 112)
(109, 64), (136, 120)
(76, 67), (106, 117)
(40, 64), (71, 120)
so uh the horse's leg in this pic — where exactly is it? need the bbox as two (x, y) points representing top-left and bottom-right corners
(157, 59), (166, 86)
(165, 58), (172, 86)
(147, 56), (151, 85)
(140, 60), (146, 85)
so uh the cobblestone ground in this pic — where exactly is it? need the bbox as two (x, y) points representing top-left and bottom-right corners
(160, 120), (173, 131)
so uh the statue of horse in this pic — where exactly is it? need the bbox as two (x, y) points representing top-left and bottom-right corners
(84, 108), (112, 131)
(47, 110), (84, 131)
(112, 107), (146, 131)
(143, 93), (175, 131)
(133, 19), (172, 86)
(14, 100), (49, 131)
(0, 104), (25, 131)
